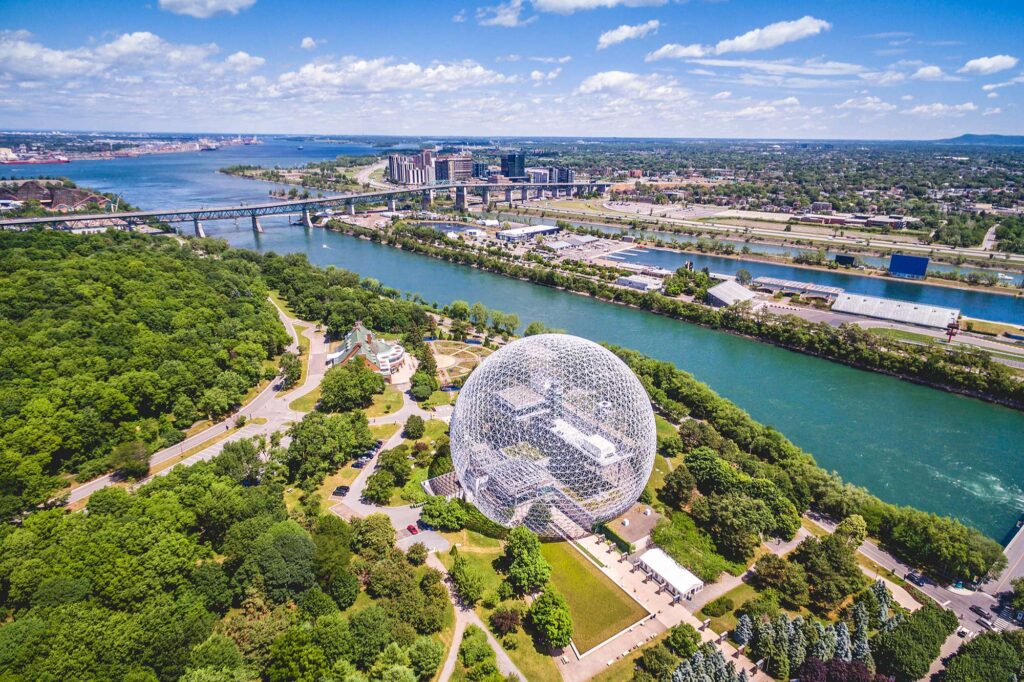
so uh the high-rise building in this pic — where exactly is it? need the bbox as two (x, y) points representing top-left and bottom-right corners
(528, 168), (550, 183)
(387, 151), (436, 185)
(435, 154), (474, 182)
(548, 166), (576, 184)
(501, 152), (526, 180)
(473, 162), (490, 179)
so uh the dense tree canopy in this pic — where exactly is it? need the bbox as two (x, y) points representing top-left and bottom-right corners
(0, 231), (289, 520)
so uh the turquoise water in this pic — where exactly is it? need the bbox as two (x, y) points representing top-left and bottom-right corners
(214, 222), (1024, 542)
(17, 137), (1024, 540)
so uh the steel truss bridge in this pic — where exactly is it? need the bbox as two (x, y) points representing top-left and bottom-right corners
(0, 181), (610, 235)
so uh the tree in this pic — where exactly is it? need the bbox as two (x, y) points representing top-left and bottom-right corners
(110, 440), (151, 479)
(735, 268), (753, 285)
(403, 415), (425, 440)
(378, 447), (412, 485)
(279, 352), (302, 389)
(666, 623), (701, 658)
(363, 470), (395, 505)
(872, 604), (958, 682)
(637, 644), (677, 680)
(349, 605), (395, 669)
(420, 496), (466, 531)
(528, 587), (573, 648)
(659, 465), (696, 509)
(325, 568), (360, 610)
(266, 627), (328, 682)
(754, 554), (810, 608)
(285, 411), (373, 483)
(734, 614), (754, 646)
(490, 606), (523, 635)
(188, 633), (244, 671)
(503, 526), (551, 595)
(450, 550), (485, 605)
(318, 361), (385, 412)
(406, 542), (428, 566)
(469, 302), (489, 330)
(409, 372), (438, 402)
(352, 513), (397, 560)
(1010, 577), (1024, 612)
(407, 636), (443, 681)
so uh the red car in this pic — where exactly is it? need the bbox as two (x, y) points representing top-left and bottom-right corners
(406, 524), (419, 535)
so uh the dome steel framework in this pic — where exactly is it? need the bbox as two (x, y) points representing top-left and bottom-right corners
(449, 334), (656, 538)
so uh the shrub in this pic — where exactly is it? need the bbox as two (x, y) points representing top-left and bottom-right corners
(702, 596), (735, 618)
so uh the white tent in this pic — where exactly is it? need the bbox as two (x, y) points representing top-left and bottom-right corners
(637, 547), (704, 598)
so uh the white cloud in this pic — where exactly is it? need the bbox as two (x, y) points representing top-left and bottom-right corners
(530, 67), (561, 82)
(773, 96), (800, 106)
(597, 19), (660, 50)
(902, 101), (977, 117)
(987, 91), (999, 99)
(858, 70), (905, 85)
(981, 74), (1024, 91)
(300, 37), (318, 50)
(983, 107), (1001, 115)
(735, 105), (778, 119)
(453, 9), (467, 22)
(958, 54), (1018, 75)
(532, 0), (666, 13)
(224, 51), (265, 72)
(835, 96), (896, 111)
(0, 32), (96, 78)
(277, 57), (517, 93)
(158, 0), (256, 19)
(711, 90), (731, 100)
(576, 70), (688, 101)
(648, 16), (831, 61)
(911, 65), (949, 80)
(530, 55), (572, 63)
(477, 0), (535, 27)
(687, 57), (863, 76)
(715, 16), (831, 54)
(900, 94), (914, 101)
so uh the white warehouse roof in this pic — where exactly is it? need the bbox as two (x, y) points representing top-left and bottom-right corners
(497, 224), (559, 238)
(638, 548), (703, 595)
(707, 280), (757, 306)
(832, 293), (960, 329)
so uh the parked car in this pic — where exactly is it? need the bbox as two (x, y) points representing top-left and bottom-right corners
(976, 618), (996, 631)
(905, 572), (926, 586)
(970, 605), (990, 618)
(332, 485), (350, 497)
(352, 460), (367, 469)
(406, 524), (419, 535)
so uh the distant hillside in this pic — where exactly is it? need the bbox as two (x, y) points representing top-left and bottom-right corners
(934, 133), (1024, 146)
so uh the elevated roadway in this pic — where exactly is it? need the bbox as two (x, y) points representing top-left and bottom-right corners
(0, 181), (610, 233)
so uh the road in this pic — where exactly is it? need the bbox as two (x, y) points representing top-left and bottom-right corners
(355, 159), (391, 190)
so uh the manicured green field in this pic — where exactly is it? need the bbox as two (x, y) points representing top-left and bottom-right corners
(541, 541), (648, 653)
(366, 384), (404, 417)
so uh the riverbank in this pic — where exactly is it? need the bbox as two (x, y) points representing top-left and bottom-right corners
(327, 220), (1024, 412)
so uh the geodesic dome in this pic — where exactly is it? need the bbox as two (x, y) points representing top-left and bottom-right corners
(449, 334), (656, 538)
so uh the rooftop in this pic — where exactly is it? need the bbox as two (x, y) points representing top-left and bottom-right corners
(832, 293), (960, 329)
(638, 547), (704, 595)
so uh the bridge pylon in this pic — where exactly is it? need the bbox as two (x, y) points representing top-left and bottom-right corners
(193, 218), (206, 238)
(302, 208), (314, 229)
(251, 215), (263, 233)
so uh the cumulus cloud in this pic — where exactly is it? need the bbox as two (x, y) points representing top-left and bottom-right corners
(911, 65), (950, 80)
(902, 101), (977, 117)
(958, 54), (1018, 75)
(223, 51), (265, 72)
(647, 16), (830, 61)
(711, 90), (731, 100)
(576, 70), (688, 100)
(158, 0), (256, 18)
(476, 0), (535, 27)
(453, 9), (467, 22)
(597, 19), (660, 50)
(533, 0), (666, 13)
(300, 37), (318, 50)
(277, 57), (517, 93)
(835, 96), (896, 111)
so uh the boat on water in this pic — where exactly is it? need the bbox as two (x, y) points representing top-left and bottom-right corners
(297, 145), (304, 150)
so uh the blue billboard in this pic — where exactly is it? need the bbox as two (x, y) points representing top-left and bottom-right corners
(889, 253), (929, 279)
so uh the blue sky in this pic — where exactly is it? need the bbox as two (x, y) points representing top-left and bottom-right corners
(1, 0), (1022, 139)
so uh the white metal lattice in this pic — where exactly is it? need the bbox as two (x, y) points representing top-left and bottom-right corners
(449, 334), (656, 538)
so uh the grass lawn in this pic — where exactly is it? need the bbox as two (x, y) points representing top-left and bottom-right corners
(279, 323), (312, 397)
(591, 630), (670, 682)
(288, 385), (320, 412)
(441, 529), (504, 552)
(316, 464), (363, 506)
(655, 414), (677, 439)
(268, 289), (298, 318)
(370, 423), (400, 441)
(390, 467), (429, 506)
(869, 327), (938, 344)
(366, 385), (403, 418)
(541, 541), (648, 652)
(404, 419), (448, 449)
(422, 390), (457, 409)
(645, 453), (672, 501)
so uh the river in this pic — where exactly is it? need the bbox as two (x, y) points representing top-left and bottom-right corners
(19, 137), (1024, 541)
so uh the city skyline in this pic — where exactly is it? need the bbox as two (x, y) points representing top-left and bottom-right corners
(1, 0), (1022, 139)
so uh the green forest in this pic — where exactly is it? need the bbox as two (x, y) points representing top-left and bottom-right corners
(0, 231), (290, 520)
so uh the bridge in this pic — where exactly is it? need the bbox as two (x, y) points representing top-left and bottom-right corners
(0, 181), (610, 237)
